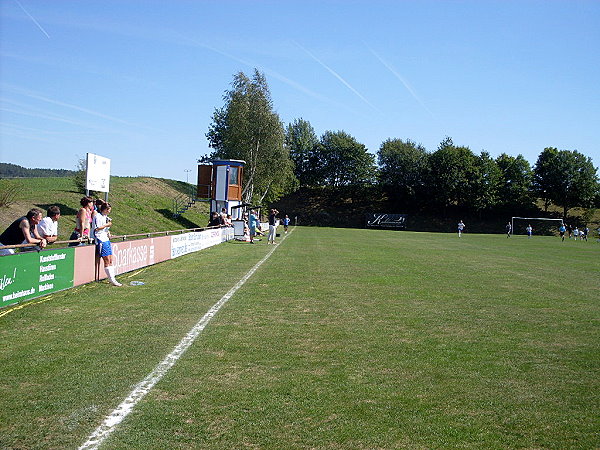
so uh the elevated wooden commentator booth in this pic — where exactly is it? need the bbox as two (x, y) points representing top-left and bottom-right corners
(197, 159), (246, 219)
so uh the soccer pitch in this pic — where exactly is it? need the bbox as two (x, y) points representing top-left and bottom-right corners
(1, 227), (598, 448)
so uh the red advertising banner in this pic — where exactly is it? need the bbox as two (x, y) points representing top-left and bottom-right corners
(73, 245), (97, 286)
(112, 236), (171, 275)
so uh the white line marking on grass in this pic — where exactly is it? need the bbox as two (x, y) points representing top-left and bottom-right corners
(79, 233), (290, 449)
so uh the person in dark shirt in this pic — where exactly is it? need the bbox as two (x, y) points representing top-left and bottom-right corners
(268, 209), (279, 244)
(0, 209), (47, 255)
(208, 211), (223, 227)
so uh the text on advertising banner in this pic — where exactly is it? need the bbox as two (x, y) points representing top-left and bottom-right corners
(0, 249), (75, 307)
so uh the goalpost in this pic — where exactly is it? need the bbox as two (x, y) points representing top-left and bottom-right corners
(511, 217), (564, 235)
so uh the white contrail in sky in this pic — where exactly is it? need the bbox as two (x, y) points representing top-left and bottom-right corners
(369, 47), (435, 119)
(14, 0), (50, 39)
(176, 34), (333, 105)
(293, 41), (381, 113)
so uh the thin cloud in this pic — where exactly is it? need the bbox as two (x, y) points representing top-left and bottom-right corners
(14, 0), (50, 39)
(1, 122), (115, 136)
(293, 41), (381, 113)
(1, 84), (165, 132)
(3, 85), (134, 126)
(0, 106), (120, 131)
(368, 47), (435, 119)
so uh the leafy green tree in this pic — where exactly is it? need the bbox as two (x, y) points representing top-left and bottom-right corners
(470, 151), (502, 214)
(0, 163), (76, 178)
(377, 138), (428, 207)
(206, 69), (295, 204)
(285, 118), (319, 187)
(495, 153), (533, 210)
(534, 148), (599, 217)
(313, 131), (376, 187)
(533, 147), (559, 211)
(73, 157), (87, 194)
(427, 137), (478, 209)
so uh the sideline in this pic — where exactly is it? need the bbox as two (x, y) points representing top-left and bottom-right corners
(79, 230), (292, 449)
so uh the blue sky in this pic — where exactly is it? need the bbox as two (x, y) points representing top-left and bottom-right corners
(1, 0), (599, 181)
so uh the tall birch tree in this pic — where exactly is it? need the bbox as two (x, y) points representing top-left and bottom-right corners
(206, 70), (295, 204)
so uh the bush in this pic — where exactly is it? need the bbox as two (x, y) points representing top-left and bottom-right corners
(0, 179), (22, 207)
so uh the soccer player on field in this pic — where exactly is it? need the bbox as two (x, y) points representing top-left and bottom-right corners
(457, 220), (465, 238)
(283, 215), (290, 234)
(559, 223), (566, 241)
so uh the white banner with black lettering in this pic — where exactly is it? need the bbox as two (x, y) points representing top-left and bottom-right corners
(170, 228), (234, 259)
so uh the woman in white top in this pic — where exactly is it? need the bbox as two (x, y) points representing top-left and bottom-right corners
(93, 203), (121, 286)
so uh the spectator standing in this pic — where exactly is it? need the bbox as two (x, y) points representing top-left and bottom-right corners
(69, 196), (94, 246)
(249, 210), (260, 243)
(93, 202), (121, 286)
(457, 220), (465, 238)
(0, 209), (47, 255)
(208, 212), (222, 227)
(37, 206), (61, 244)
(268, 209), (278, 244)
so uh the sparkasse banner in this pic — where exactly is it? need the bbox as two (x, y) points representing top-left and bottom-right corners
(112, 237), (171, 275)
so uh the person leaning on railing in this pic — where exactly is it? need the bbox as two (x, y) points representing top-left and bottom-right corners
(37, 205), (61, 245)
(69, 196), (94, 247)
(0, 208), (48, 256)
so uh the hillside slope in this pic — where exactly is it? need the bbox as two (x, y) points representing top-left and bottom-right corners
(0, 177), (210, 241)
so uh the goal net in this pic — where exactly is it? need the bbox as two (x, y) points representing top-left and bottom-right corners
(511, 217), (564, 236)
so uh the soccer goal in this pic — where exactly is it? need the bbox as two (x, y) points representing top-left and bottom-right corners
(511, 217), (564, 236)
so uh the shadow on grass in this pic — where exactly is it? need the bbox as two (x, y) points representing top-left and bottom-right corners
(35, 203), (78, 216)
(156, 209), (203, 230)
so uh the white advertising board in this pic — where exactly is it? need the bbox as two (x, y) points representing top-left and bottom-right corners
(170, 228), (233, 259)
(86, 153), (111, 192)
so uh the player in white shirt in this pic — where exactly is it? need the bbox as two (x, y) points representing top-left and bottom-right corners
(92, 203), (121, 286)
(457, 220), (465, 238)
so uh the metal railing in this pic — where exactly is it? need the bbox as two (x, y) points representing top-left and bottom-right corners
(0, 224), (227, 254)
(172, 185), (198, 217)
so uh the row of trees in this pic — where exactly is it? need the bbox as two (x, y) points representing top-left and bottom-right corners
(206, 70), (599, 217)
(0, 163), (76, 178)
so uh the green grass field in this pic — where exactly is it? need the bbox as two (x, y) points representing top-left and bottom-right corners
(1, 227), (599, 448)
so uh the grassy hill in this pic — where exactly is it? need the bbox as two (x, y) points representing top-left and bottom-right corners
(0, 176), (210, 241)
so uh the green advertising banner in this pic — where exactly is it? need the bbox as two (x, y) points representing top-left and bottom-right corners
(0, 249), (75, 308)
